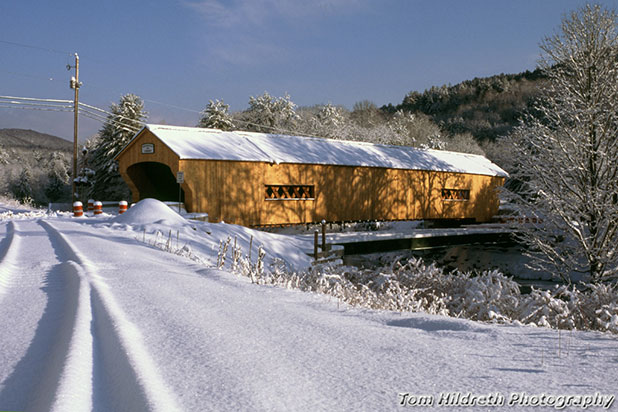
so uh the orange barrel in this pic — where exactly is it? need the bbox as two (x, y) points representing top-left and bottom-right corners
(93, 201), (103, 215)
(118, 200), (128, 214)
(73, 201), (84, 217)
(87, 199), (94, 212)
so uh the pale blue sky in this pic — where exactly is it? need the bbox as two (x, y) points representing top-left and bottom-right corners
(1, 0), (617, 140)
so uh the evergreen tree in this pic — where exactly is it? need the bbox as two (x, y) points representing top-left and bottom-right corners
(44, 152), (70, 202)
(508, 5), (618, 283)
(11, 167), (34, 204)
(89, 94), (147, 200)
(198, 99), (235, 130)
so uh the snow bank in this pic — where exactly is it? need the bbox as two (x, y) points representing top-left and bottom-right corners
(105, 198), (313, 270)
(0, 196), (48, 221)
(112, 198), (188, 226)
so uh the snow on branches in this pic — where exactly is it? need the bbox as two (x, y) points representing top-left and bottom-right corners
(507, 4), (618, 284)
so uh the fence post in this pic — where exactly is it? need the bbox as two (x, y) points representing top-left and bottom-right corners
(321, 219), (326, 252)
(314, 229), (319, 261)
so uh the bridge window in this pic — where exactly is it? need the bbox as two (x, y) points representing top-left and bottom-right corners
(265, 185), (315, 200)
(442, 188), (470, 201)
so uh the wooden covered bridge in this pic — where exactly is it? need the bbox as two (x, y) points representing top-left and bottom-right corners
(115, 124), (508, 226)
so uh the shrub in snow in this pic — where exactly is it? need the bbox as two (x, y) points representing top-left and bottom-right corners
(201, 238), (618, 334)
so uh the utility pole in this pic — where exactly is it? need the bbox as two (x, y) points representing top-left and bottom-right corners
(68, 53), (81, 202)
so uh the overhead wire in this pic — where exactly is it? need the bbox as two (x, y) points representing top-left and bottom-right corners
(79, 102), (144, 133)
(0, 69), (58, 82)
(142, 98), (201, 114)
(0, 105), (73, 113)
(79, 110), (142, 133)
(0, 102), (73, 110)
(0, 95), (74, 112)
(0, 94), (142, 135)
(0, 39), (72, 56)
(0, 95), (73, 104)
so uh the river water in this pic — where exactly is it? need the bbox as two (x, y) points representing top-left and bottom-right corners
(343, 242), (559, 289)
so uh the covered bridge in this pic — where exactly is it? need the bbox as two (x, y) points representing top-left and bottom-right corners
(115, 124), (508, 226)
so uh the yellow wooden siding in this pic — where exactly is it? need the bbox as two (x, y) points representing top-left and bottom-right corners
(186, 161), (502, 226)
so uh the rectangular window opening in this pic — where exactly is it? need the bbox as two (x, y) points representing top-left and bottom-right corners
(442, 188), (470, 201)
(265, 184), (315, 200)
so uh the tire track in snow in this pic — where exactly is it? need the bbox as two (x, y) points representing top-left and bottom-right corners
(0, 221), (18, 295)
(41, 221), (182, 412)
(0, 221), (87, 412)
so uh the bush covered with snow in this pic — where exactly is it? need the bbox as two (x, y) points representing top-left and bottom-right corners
(215, 240), (618, 334)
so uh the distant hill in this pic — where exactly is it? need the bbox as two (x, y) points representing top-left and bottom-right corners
(0, 128), (73, 151)
(383, 69), (547, 142)
(0, 129), (73, 205)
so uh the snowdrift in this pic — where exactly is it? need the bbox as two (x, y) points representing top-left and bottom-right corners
(112, 198), (188, 226)
(108, 198), (313, 270)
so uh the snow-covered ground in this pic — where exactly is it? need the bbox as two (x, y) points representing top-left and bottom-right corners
(0, 199), (616, 411)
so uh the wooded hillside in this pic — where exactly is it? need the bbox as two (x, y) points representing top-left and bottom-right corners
(0, 129), (72, 204)
(384, 69), (546, 142)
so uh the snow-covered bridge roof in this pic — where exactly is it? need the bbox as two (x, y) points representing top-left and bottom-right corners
(135, 124), (508, 177)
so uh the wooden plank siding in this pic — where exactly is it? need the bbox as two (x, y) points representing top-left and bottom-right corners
(116, 129), (505, 226)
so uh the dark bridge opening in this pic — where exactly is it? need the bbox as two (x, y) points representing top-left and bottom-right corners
(126, 162), (184, 202)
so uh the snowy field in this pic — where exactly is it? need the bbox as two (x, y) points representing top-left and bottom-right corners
(0, 199), (616, 411)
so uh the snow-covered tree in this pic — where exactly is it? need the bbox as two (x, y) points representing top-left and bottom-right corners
(198, 99), (235, 131)
(316, 103), (345, 129)
(387, 110), (446, 148)
(44, 151), (70, 202)
(242, 92), (300, 133)
(0, 145), (8, 165)
(303, 103), (347, 138)
(11, 167), (34, 204)
(508, 4), (618, 284)
(445, 132), (485, 156)
(89, 94), (147, 200)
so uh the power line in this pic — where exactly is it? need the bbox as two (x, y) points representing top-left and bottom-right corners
(80, 102), (144, 131)
(0, 94), (143, 134)
(0, 39), (72, 56)
(79, 111), (142, 133)
(143, 98), (202, 114)
(0, 105), (73, 113)
(0, 101), (73, 110)
(0, 95), (73, 104)
(0, 69), (58, 82)
(79, 109), (142, 133)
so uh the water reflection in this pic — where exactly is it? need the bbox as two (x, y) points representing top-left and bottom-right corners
(344, 242), (556, 285)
